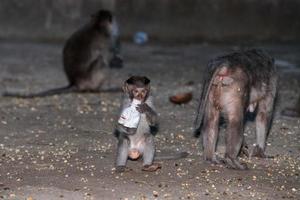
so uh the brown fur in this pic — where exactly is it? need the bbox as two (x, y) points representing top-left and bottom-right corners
(194, 49), (277, 169)
(3, 10), (119, 98)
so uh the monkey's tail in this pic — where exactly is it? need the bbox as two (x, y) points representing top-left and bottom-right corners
(2, 85), (77, 98)
(97, 87), (123, 93)
(154, 152), (189, 161)
(194, 58), (226, 137)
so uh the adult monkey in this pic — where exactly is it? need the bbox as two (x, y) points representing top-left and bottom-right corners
(194, 49), (277, 170)
(3, 10), (122, 98)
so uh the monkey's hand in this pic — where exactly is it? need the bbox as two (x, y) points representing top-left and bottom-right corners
(136, 103), (152, 113)
(116, 124), (137, 135)
(136, 103), (158, 126)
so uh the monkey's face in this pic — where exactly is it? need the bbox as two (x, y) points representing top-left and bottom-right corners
(131, 87), (148, 101)
(124, 76), (151, 101)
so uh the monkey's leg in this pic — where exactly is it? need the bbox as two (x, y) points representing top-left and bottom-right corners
(252, 95), (275, 158)
(75, 57), (105, 91)
(83, 58), (122, 92)
(224, 99), (248, 170)
(142, 136), (161, 172)
(116, 137), (129, 173)
(202, 96), (221, 164)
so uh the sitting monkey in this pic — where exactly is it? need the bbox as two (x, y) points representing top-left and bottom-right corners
(114, 76), (161, 172)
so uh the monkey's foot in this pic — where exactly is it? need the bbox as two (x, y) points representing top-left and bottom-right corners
(251, 146), (274, 158)
(115, 166), (132, 173)
(205, 156), (225, 165)
(142, 163), (162, 172)
(204, 153), (227, 165)
(223, 157), (248, 170)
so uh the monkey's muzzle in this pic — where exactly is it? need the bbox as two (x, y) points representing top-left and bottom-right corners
(128, 149), (141, 160)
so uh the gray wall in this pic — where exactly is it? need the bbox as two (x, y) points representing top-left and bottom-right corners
(0, 0), (299, 43)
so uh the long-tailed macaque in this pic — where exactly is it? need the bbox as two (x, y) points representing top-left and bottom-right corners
(194, 49), (277, 170)
(3, 10), (121, 98)
(115, 76), (188, 173)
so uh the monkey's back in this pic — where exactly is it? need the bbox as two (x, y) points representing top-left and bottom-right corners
(194, 49), (277, 135)
(63, 23), (110, 86)
(209, 49), (276, 87)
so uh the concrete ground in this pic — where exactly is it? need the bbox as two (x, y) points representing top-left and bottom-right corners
(0, 41), (299, 199)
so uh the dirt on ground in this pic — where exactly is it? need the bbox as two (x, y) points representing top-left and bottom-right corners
(0, 41), (299, 200)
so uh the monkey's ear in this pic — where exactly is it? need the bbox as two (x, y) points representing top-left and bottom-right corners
(124, 77), (134, 93)
(122, 83), (128, 93)
(123, 83), (135, 93)
(142, 76), (150, 85)
(127, 84), (135, 92)
(126, 76), (134, 84)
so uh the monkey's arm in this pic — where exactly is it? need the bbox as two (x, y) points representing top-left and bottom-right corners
(115, 124), (137, 135)
(137, 103), (158, 127)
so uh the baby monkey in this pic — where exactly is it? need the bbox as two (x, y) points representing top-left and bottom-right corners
(115, 76), (161, 172)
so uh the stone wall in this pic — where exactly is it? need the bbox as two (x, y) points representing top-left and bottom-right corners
(0, 0), (299, 43)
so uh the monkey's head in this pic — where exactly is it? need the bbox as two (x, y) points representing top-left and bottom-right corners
(123, 76), (151, 102)
(91, 10), (113, 35)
